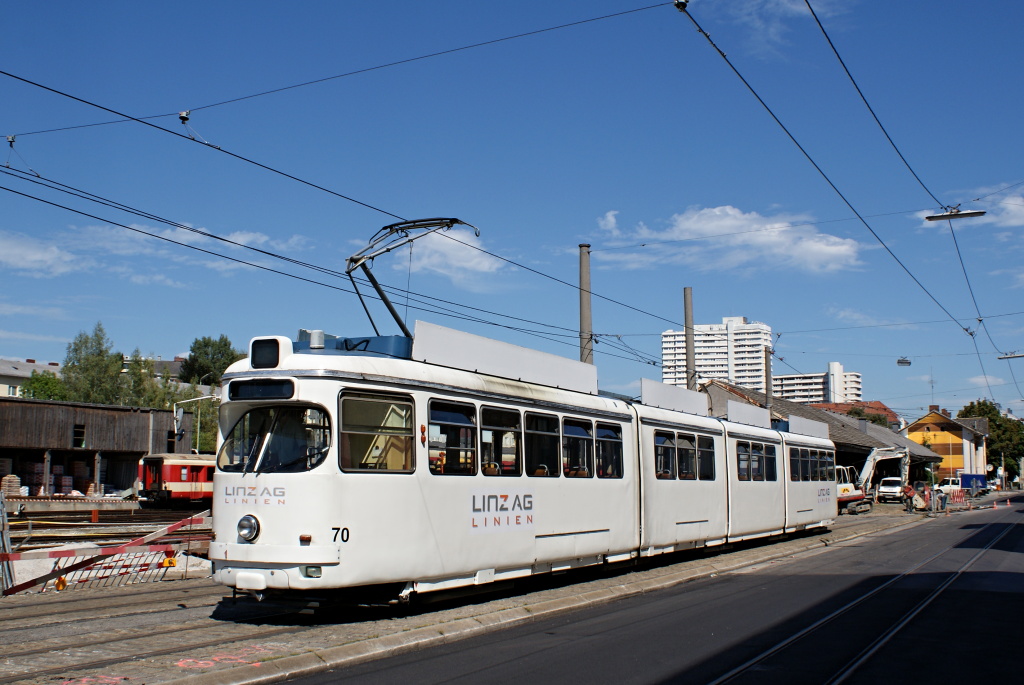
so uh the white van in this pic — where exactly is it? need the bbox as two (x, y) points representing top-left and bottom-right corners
(877, 477), (903, 503)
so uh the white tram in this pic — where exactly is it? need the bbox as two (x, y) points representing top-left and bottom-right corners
(210, 322), (836, 600)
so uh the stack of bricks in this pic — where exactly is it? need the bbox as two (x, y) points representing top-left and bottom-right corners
(1, 474), (20, 497)
(72, 461), (91, 494)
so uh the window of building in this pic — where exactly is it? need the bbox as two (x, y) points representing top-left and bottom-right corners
(480, 407), (521, 476)
(166, 430), (176, 452)
(525, 412), (559, 477)
(428, 400), (477, 475)
(73, 424), (86, 449)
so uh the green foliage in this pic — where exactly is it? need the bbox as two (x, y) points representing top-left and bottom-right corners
(60, 322), (188, 410)
(61, 322), (125, 405)
(190, 395), (221, 453)
(21, 370), (68, 400)
(957, 399), (1024, 478)
(847, 405), (889, 427)
(121, 349), (189, 409)
(178, 335), (244, 385)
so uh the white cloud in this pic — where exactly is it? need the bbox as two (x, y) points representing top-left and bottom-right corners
(593, 205), (863, 274)
(826, 307), (918, 330)
(597, 211), (621, 237)
(0, 230), (88, 277)
(0, 302), (67, 319)
(704, 0), (847, 56)
(129, 273), (187, 288)
(390, 228), (507, 292)
(0, 329), (70, 343)
(968, 375), (1003, 387)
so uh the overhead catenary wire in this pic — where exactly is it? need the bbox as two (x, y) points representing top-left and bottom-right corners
(805, 0), (1009, 402)
(675, 5), (974, 341)
(0, 69), (406, 222)
(0, 179), (664, 369)
(8, 3), (672, 139)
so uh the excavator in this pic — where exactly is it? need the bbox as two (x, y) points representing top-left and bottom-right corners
(836, 447), (910, 515)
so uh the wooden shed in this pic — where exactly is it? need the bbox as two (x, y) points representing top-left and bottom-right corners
(0, 397), (193, 496)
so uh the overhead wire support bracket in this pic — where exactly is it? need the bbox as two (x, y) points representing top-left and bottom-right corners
(346, 218), (479, 339)
(924, 204), (986, 221)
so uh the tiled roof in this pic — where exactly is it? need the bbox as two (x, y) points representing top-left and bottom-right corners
(702, 380), (890, 451)
(808, 400), (900, 424)
(828, 412), (941, 462)
(0, 358), (62, 379)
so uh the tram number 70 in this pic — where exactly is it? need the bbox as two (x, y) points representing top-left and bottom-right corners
(332, 527), (350, 543)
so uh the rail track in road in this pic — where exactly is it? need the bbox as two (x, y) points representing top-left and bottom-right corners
(5, 508), (210, 550)
(707, 506), (1021, 685)
(0, 511), (936, 685)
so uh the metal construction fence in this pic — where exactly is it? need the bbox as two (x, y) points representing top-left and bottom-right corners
(0, 503), (209, 596)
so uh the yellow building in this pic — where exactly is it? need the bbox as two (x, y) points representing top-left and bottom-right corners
(904, 405), (988, 480)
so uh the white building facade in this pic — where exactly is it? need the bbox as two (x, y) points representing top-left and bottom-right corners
(772, 362), (863, 404)
(662, 316), (773, 392)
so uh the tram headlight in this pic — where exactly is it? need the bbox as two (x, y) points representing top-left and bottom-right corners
(237, 514), (261, 542)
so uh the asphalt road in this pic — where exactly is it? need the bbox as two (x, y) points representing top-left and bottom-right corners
(289, 503), (1024, 684)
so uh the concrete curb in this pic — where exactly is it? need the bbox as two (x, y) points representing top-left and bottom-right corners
(159, 515), (918, 685)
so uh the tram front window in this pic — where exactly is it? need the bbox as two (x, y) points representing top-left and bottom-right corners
(218, 405), (331, 473)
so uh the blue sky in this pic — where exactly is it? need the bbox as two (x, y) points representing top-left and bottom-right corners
(2, 1), (1023, 419)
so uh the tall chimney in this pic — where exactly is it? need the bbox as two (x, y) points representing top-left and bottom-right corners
(579, 244), (593, 365)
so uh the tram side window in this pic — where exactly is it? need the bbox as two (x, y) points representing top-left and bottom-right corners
(750, 442), (764, 481)
(525, 412), (560, 477)
(428, 401), (477, 475)
(654, 431), (676, 479)
(339, 395), (414, 473)
(812, 450), (823, 481)
(764, 444), (777, 481)
(800, 448), (812, 481)
(789, 447), (800, 481)
(563, 418), (594, 478)
(481, 407), (522, 477)
(736, 441), (750, 481)
(595, 423), (624, 479)
(697, 436), (716, 481)
(825, 451), (836, 481)
(677, 433), (697, 480)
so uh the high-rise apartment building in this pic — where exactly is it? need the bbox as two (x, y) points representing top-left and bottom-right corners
(773, 362), (863, 404)
(661, 316), (773, 391)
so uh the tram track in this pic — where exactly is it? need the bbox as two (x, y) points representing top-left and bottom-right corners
(707, 513), (1018, 685)
(0, 587), (228, 632)
(0, 623), (315, 685)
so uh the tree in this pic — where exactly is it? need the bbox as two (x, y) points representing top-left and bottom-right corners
(957, 400), (1024, 479)
(179, 335), (244, 385)
(21, 370), (68, 400)
(848, 405), (889, 427)
(61, 322), (125, 405)
(121, 348), (188, 409)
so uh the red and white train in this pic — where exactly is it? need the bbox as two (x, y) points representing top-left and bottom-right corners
(210, 322), (836, 601)
(140, 453), (215, 504)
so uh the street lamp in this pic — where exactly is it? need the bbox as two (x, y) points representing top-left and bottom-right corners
(173, 394), (217, 453)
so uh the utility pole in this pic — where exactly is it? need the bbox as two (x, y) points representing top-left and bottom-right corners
(684, 287), (697, 390)
(579, 244), (594, 365)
